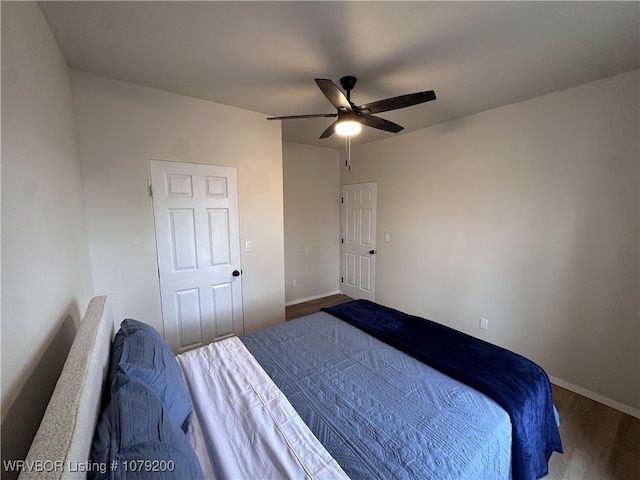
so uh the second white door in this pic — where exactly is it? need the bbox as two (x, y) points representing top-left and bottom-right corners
(341, 182), (377, 301)
(150, 160), (243, 353)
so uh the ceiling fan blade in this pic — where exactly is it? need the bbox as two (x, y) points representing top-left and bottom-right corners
(359, 90), (436, 115)
(267, 113), (337, 120)
(319, 119), (339, 139)
(359, 114), (404, 133)
(315, 79), (352, 111)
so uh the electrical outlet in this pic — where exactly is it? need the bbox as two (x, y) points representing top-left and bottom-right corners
(479, 318), (489, 330)
(292, 279), (297, 287)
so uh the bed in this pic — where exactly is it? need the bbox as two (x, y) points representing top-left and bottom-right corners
(19, 295), (562, 480)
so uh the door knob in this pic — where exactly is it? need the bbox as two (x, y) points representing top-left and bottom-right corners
(232, 270), (241, 277)
(369, 250), (375, 255)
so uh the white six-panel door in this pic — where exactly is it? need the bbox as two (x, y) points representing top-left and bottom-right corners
(341, 182), (377, 301)
(150, 160), (243, 353)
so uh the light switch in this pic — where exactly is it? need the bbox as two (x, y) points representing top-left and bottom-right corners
(384, 233), (390, 243)
(244, 241), (252, 252)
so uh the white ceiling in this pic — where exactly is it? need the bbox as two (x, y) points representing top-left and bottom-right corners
(39, 1), (639, 149)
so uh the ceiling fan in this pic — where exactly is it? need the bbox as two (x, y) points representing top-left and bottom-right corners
(267, 76), (436, 139)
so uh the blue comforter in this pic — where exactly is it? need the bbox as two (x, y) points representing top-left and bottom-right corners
(322, 300), (563, 480)
(241, 312), (513, 479)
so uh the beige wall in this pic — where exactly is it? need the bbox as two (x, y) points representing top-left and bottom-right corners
(283, 142), (340, 304)
(71, 71), (286, 335)
(1, 1), (94, 470)
(341, 71), (639, 413)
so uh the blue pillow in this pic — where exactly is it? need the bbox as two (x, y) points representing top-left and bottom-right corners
(90, 374), (204, 480)
(110, 319), (192, 432)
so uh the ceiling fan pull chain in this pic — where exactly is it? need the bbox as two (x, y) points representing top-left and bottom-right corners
(345, 136), (351, 171)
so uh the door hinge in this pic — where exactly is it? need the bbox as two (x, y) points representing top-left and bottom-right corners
(341, 238), (344, 244)
(341, 277), (344, 283)
(341, 197), (344, 203)
(149, 185), (153, 197)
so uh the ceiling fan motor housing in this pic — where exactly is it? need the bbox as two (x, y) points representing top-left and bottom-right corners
(340, 75), (358, 95)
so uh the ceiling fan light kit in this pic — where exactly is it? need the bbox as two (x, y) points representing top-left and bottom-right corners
(335, 118), (362, 137)
(267, 76), (436, 140)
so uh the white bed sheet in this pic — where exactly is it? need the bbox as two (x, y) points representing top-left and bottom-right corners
(187, 406), (217, 479)
(178, 336), (348, 480)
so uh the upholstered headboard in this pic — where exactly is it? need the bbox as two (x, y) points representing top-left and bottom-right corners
(19, 296), (113, 480)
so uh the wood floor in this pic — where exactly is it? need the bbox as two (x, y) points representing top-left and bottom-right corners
(547, 385), (639, 480)
(286, 295), (640, 480)
(285, 293), (352, 321)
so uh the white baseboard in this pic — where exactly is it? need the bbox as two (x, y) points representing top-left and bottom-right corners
(549, 375), (640, 419)
(285, 290), (342, 307)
